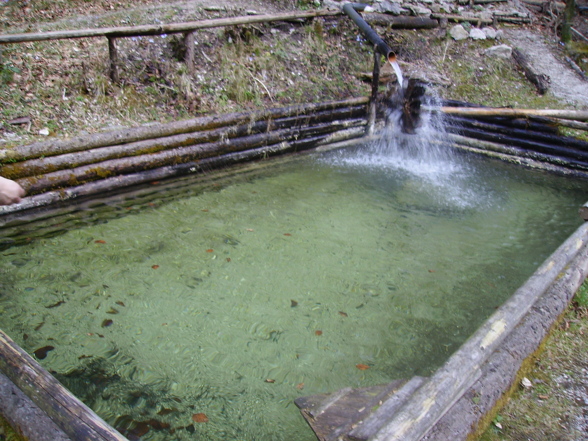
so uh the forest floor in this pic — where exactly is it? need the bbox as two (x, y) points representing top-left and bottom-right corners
(1, 1), (588, 440)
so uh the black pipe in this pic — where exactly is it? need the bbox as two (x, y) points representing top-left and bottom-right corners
(342, 3), (396, 62)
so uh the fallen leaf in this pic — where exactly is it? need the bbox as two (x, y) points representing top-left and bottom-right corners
(95, 240), (106, 244)
(115, 301), (125, 307)
(265, 379), (275, 383)
(226, 258), (231, 262)
(206, 249), (214, 253)
(338, 311), (348, 317)
(428, 269), (435, 273)
(34, 345), (55, 360)
(521, 377), (532, 389)
(283, 233), (292, 236)
(192, 413), (208, 423)
(291, 300), (298, 307)
(315, 330), (323, 336)
(296, 382), (305, 390)
(201, 209), (209, 212)
(538, 394), (549, 400)
(246, 229), (254, 232)
(356, 364), (370, 370)
(106, 308), (119, 314)
(152, 265), (159, 269)
(101, 319), (113, 328)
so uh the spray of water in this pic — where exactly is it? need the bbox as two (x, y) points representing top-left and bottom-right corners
(325, 86), (486, 211)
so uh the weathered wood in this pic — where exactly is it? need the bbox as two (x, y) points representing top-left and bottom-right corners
(363, 14), (439, 29)
(430, 106), (588, 121)
(348, 377), (427, 440)
(0, 106), (367, 179)
(0, 97), (368, 163)
(430, 13), (493, 24)
(295, 380), (408, 441)
(0, 329), (128, 441)
(184, 31), (196, 75)
(0, 127), (366, 219)
(512, 48), (551, 94)
(371, 221), (588, 441)
(17, 120), (366, 194)
(0, 9), (341, 43)
(107, 37), (119, 84)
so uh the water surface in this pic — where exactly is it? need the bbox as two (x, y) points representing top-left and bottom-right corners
(0, 145), (586, 440)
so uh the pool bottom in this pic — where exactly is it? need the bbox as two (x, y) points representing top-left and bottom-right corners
(1, 148), (587, 441)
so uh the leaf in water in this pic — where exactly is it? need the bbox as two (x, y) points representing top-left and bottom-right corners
(106, 308), (119, 315)
(152, 265), (160, 269)
(296, 383), (305, 390)
(206, 249), (214, 253)
(115, 301), (125, 307)
(34, 345), (55, 360)
(192, 413), (209, 423)
(356, 364), (370, 370)
(95, 240), (106, 244)
(283, 233), (292, 236)
(264, 379), (275, 383)
(46, 300), (65, 309)
(338, 311), (348, 317)
(157, 407), (178, 416)
(291, 300), (298, 307)
(315, 330), (323, 336)
(101, 319), (113, 328)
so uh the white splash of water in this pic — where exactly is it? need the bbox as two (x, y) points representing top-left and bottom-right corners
(326, 92), (485, 211)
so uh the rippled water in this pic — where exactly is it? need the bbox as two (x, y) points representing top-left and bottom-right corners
(0, 144), (586, 440)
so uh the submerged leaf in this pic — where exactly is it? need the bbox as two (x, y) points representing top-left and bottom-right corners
(192, 413), (209, 423)
(34, 345), (55, 360)
(356, 364), (370, 370)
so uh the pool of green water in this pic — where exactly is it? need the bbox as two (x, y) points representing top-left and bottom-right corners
(0, 147), (586, 440)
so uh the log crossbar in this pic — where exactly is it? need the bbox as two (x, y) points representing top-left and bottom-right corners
(0, 9), (341, 81)
(0, 329), (128, 441)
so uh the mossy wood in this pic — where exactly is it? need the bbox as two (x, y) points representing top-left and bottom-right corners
(0, 98), (368, 163)
(1, 106), (367, 180)
(436, 106), (588, 122)
(18, 119), (367, 195)
(0, 329), (128, 441)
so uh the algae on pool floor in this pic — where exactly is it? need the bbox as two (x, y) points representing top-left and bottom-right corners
(0, 150), (587, 441)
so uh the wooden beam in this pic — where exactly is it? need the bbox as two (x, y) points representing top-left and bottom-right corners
(426, 106), (588, 121)
(0, 9), (340, 44)
(0, 329), (128, 441)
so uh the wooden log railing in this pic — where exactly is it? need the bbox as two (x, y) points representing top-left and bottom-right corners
(0, 9), (341, 81)
(0, 97), (369, 219)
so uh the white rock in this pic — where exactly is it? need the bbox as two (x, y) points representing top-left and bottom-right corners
(39, 128), (50, 136)
(449, 24), (469, 41)
(482, 27), (497, 39)
(484, 44), (513, 59)
(470, 28), (487, 40)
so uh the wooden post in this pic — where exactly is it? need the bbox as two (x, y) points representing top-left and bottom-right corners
(367, 46), (380, 136)
(107, 37), (119, 83)
(184, 31), (195, 75)
(561, 0), (576, 43)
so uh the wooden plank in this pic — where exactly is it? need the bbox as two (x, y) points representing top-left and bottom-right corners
(295, 380), (407, 441)
(0, 9), (340, 43)
(348, 376), (427, 440)
(0, 329), (128, 441)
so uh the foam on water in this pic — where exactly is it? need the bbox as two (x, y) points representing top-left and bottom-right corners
(325, 93), (484, 211)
